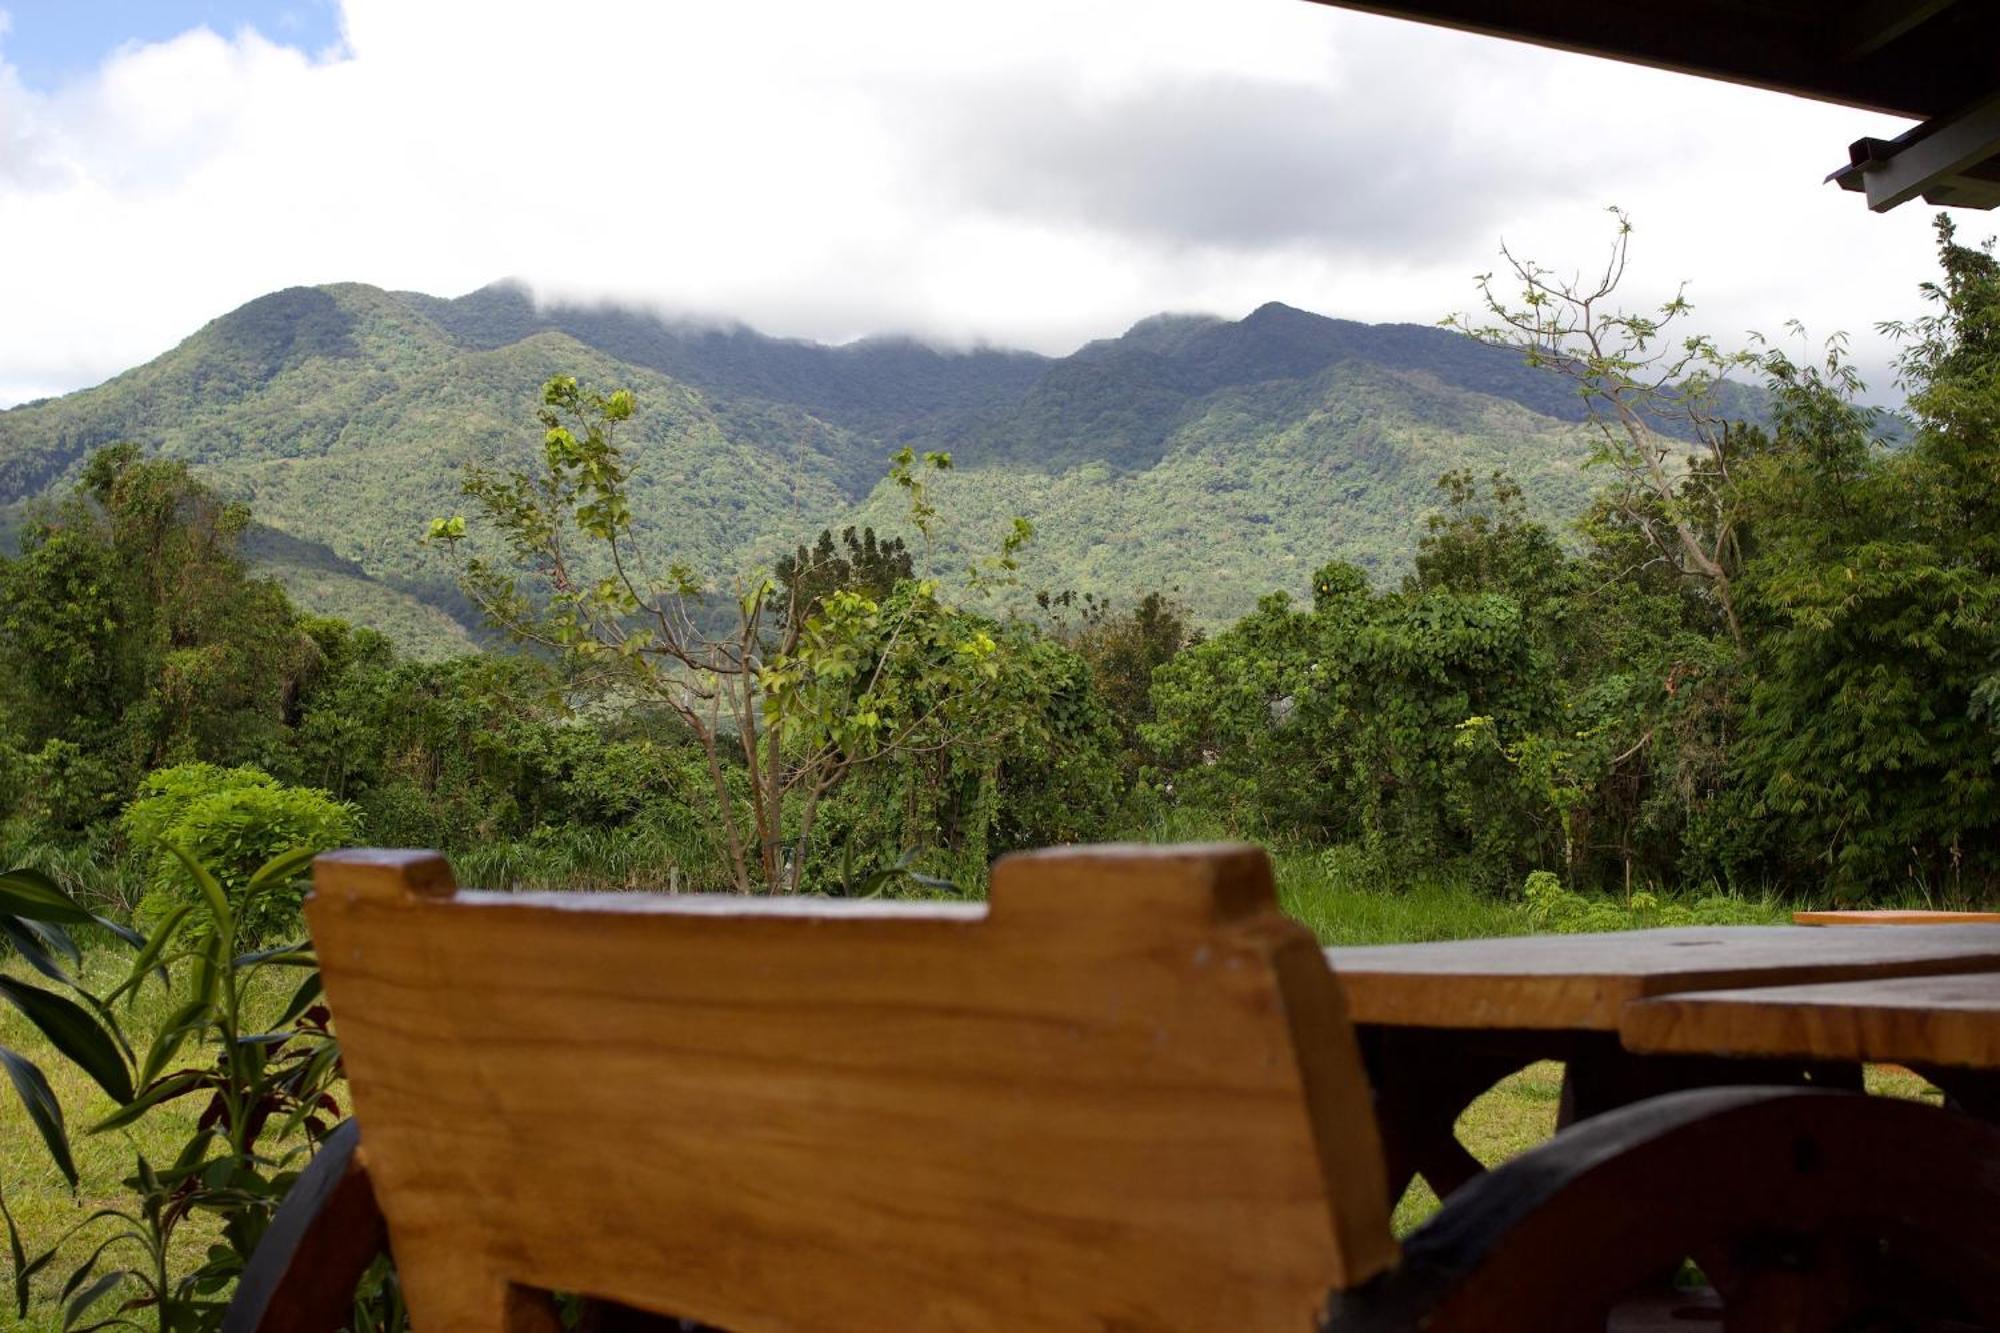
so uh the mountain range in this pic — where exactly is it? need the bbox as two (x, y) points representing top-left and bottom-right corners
(0, 280), (1619, 655)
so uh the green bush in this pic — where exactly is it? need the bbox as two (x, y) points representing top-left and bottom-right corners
(1519, 869), (1780, 933)
(121, 762), (358, 942)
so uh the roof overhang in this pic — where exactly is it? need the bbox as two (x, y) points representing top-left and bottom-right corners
(1301, 1), (2000, 211)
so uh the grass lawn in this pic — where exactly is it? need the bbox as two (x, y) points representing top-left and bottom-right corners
(0, 855), (1935, 1330)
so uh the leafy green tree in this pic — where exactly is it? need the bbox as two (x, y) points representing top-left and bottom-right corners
(120, 764), (357, 943)
(0, 448), (319, 833)
(434, 376), (1038, 893)
(1043, 589), (1194, 782)
(772, 526), (913, 626)
(1729, 219), (2000, 897)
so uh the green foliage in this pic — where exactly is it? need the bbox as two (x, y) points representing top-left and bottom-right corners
(0, 450), (323, 836)
(121, 765), (357, 944)
(0, 866), (129, 1198)
(1726, 218), (2000, 898)
(1518, 868), (1780, 933)
(1, 280), (1628, 650)
(5, 842), (392, 1332)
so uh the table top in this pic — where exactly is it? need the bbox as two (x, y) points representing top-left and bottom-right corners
(1325, 925), (2000, 1032)
(1621, 970), (2000, 1070)
(1793, 909), (2000, 926)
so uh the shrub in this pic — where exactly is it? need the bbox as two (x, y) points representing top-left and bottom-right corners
(121, 763), (358, 942)
(1520, 868), (1780, 933)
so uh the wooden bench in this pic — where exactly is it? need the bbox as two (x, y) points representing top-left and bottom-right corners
(226, 845), (2000, 1331)
(1794, 909), (2000, 926)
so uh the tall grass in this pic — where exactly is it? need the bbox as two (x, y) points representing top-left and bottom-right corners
(0, 827), (149, 917)
(447, 821), (728, 893)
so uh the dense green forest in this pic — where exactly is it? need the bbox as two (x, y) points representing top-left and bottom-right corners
(0, 280), (1670, 652)
(4, 218), (1997, 908)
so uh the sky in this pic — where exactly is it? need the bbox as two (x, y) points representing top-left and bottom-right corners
(0, 0), (1954, 409)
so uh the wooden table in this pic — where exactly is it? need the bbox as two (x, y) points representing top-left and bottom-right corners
(1624, 969), (2000, 1117)
(1325, 924), (2000, 1202)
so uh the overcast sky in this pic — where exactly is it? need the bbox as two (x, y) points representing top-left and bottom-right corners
(0, 0), (1954, 408)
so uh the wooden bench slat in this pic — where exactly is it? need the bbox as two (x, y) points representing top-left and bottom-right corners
(1793, 908), (2000, 926)
(1621, 970), (2000, 1068)
(1326, 925), (2000, 1031)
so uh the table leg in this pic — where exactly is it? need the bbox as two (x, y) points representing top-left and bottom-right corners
(1560, 1033), (1863, 1126)
(1357, 1026), (1570, 1205)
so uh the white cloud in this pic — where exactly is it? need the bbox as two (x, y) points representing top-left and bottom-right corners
(0, 0), (1949, 407)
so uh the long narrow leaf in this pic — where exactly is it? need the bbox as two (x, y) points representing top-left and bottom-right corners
(0, 868), (95, 925)
(159, 842), (232, 953)
(232, 942), (314, 969)
(0, 918), (79, 988)
(246, 846), (318, 894)
(89, 916), (145, 951)
(0, 979), (133, 1104)
(0, 1179), (28, 1317)
(136, 998), (211, 1089)
(62, 1268), (127, 1331)
(91, 1070), (207, 1134)
(0, 1045), (77, 1186)
(275, 972), (323, 1028)
(105, 904), (195, 1010)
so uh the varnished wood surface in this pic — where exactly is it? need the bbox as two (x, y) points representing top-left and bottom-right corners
(1621, 970), (2000, 1069)
(1326, 924), (2000, 1031)
(309, 844), (1397, 1333)
(1794, 908), (2000, 926)
(1331, 1088), (2000, 1332)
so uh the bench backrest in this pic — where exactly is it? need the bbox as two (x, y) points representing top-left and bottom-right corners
(308, 843), (1396, 1331)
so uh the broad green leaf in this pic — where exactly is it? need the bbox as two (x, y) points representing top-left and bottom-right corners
(0, 868), (94, 925)
(0, 978), (133, 1104)
(0, 1045), (76, 1186)
(136, 998), (212, 1089)
(275, 972), (324, 1028)
(106, 903), (195, 1009)
(245, 846), (318, 894)
(160, 842), (232, 952)
(91, 1070), (206, 1134)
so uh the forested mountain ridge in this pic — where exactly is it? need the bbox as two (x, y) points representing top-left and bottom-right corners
(0, 280), (1619, 651)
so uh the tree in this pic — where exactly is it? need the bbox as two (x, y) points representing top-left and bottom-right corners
(1728, 218), (2000, 896)
(1448, 208), (1752, 647)
(0, 448), (318, 831)
(434, 376), (1033, 893)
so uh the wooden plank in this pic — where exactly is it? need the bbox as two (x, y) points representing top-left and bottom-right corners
(220, 1119), (385, 1333)
(1326, 924), (2000, 1031)
(1301, 1), (2000, 121)
(1333, 1088), (2000, 1330)
(1621, 970), (2000, 1069)
(308, 845), (1397, 1333)
(1794, 908), (2000, 926)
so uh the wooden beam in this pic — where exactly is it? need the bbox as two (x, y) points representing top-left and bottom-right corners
(1846, 93), (2000, 211)
(1835, 0), (1959, 61)
(1299, 1), (1995, 120)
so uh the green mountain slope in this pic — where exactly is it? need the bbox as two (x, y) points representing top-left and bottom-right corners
(0, 280), (1622, 649)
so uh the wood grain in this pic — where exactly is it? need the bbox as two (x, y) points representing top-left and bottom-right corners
(1622, 970), (2000, 1069)
(1327, 924), (2000, 1031)
(1793, 908), (2000, 926)
(308, 843), (1398, 1333)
